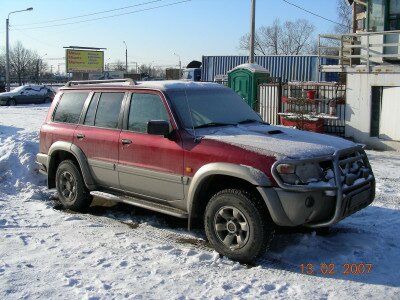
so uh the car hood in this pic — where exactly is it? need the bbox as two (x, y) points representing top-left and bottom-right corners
(200, 124), (357, 160)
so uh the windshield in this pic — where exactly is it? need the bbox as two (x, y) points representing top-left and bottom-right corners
(167, 88), (262, 129)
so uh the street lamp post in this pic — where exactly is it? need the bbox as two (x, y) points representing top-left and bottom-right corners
(123, 41), (128, 72)
(6, 7), (33, 91)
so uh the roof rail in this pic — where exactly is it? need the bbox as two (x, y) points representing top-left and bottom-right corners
(64, 78), (136, 87)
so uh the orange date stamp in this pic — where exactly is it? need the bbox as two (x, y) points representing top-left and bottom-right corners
(300, 263), (373, 275)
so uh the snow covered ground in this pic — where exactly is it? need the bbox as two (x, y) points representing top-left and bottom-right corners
(0, 104), (399, 299)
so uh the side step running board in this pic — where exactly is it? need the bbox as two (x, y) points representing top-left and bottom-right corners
(90, 191), (188, 219)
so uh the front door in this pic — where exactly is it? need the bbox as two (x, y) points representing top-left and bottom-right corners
(118, 91), (184, 201)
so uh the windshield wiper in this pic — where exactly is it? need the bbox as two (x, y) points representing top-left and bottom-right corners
(194, 122), (236, 129)
(237, 119), (269, 125)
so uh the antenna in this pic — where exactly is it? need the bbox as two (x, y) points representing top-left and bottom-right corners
(184, 89), (198, 142)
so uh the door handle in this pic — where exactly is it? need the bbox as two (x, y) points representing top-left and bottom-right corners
(76, 133), (85, 140)
(121, 139), (132, 145)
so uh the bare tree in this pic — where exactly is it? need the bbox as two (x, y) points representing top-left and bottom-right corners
(111, 60), (125, 71)
(239, 18), (316, 55)
(335, 0), (352, 33)
(9, 42), (37, 85)
(0, 53), (5, 76)
(0, 43), (48, 84)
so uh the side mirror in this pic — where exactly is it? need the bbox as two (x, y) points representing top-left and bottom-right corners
(147, 120), (170, 137)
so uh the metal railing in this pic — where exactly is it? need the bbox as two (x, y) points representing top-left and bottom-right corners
(318, 30), (400, 72)
(258, 82), (346, 136)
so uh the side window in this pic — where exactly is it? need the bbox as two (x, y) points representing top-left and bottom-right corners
(93, 92), (124, 129)
(84, 93), (100, 126)
(53, 92), (89, 124)
(128, 93), (170, 133)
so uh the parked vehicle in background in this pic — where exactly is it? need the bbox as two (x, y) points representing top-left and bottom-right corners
(0, 84), (55, 106)
(182, 68), (201, 81)
(0, 75), (5, 93)
(36, 79), (375, 263)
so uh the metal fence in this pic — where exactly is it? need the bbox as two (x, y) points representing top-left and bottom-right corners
(258, 82), (346, 136)
(258, 84), (281, 125)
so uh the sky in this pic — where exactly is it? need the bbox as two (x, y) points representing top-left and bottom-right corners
(0, 0), (341, 73)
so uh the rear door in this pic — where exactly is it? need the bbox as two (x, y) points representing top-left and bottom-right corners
(51, 91), (90, 145)
(118, 90), (184, 201)
(73, 91), (126, 188)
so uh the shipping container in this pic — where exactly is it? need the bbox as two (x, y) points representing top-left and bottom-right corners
(201, 55), (339, 83)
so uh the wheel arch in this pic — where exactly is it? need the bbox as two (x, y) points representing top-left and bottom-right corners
(47, 141), (96, 190)
(187, 163), (271, 229)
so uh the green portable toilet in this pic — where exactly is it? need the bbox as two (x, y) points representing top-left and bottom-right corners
(228, 63), (270, 110)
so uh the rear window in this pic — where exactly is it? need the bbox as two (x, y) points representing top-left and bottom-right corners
(53, 92), (89, 124)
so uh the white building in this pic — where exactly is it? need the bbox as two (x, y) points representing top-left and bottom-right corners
(319, 0), (400, 150)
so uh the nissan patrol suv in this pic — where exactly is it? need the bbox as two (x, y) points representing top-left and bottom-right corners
(37, 79), (375, 263)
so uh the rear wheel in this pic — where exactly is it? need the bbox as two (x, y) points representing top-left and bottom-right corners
(56, 160), (92, 211)
(204, 188), (274, 263)
(7, 98), (16, 106)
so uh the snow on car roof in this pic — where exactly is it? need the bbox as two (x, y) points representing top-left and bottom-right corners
(136, 80), (225, 91)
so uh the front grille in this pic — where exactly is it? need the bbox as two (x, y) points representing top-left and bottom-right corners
(336, 149), (372, 193)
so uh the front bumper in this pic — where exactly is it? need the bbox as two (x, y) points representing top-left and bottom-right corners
(36, 153), (48, 175)
(261, 146), (375, 228)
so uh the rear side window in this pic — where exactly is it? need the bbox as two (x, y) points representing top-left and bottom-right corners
(128, 93), (170, 133)
(93, 92), (124, 129)
(84, 93), (100, 126)
(53, 92), (89, 124)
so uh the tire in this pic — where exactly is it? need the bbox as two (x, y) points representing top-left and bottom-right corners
(7, 98), (16, 106)
(55, 160), (92, 211)
(204, 188), (274, 264)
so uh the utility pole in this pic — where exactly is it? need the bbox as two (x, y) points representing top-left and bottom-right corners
(123, 41), (128, 72)
(249, 0), (256, 63)
(174, 53), (182, 77)
(5, 7), (33, 91)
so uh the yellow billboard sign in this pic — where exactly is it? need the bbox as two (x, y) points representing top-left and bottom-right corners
(66, 49), (104, 73)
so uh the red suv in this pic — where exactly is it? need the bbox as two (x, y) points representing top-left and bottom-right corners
(37, 79), (375, 263)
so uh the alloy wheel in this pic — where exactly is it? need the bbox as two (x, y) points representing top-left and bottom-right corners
(213, 206), (250, 250)
(58, 171), (77, 203)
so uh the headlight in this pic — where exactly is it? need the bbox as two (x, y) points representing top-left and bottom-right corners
(276, 162), (323, 185)
(296, 163), (323, 183)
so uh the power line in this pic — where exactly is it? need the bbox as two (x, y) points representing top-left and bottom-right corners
(12, 0), (191, 30)
(12, 0), (162, 27)
(281, 0), (347, 28)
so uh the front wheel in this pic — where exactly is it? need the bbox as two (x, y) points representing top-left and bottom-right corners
(204, 189), (274, 263)
(55, 160), (92, 211)
(7, 98), (16, 106)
